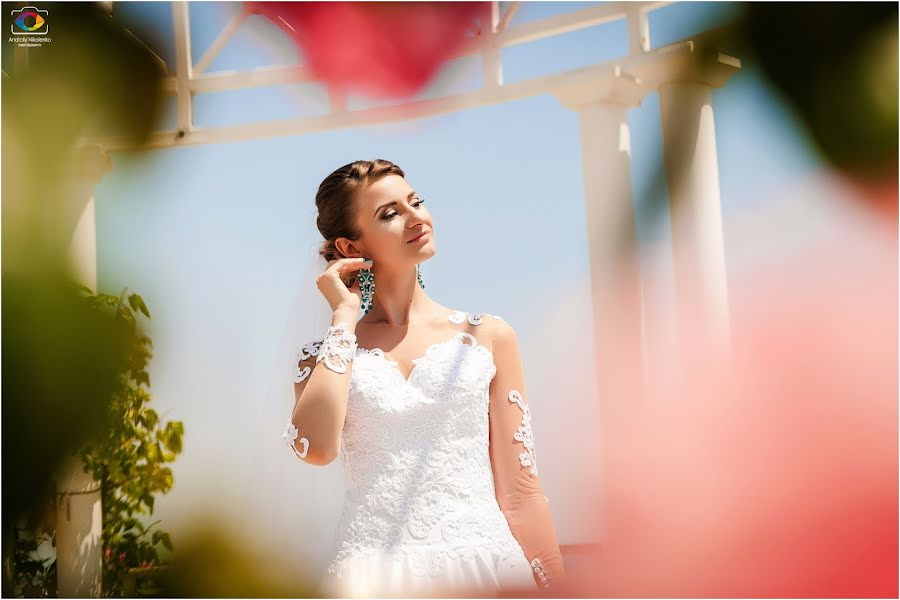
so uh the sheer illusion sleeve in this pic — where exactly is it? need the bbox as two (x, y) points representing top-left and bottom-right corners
(488, 319), (568, 590)
(284, 338), (323, 461)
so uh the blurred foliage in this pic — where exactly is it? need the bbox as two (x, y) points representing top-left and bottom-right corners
(705, 4), (894, 199)
(738, 2), (898, 186)
(153, 521), (321, 598)
(10, 288), (184, 597)
(2, 265), (135, 548)
(2, 1), (166, 263)
(2, 2), (166, 166)
(2, 1), (167, 596)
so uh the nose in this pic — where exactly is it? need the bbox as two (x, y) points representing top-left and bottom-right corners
(407, 210), (428, 229)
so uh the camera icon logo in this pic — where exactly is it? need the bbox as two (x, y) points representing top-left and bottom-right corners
(11, 6), (49, 36)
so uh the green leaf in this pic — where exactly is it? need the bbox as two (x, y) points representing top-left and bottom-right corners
(73, 282), (96, 296)
(163, 423), (183, 453)
(127, 294), (151, 319)
(157, 532), (172, 552)
(143, 409), (158, 430)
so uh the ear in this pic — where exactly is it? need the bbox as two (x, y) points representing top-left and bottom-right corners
(335, 237), (364, 259)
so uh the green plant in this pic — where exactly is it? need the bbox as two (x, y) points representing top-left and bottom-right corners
(11, 519), (56, 598)
(11, 284), (183, 597)
(8, 283), (185, 597)
(74, 285), (183, 597)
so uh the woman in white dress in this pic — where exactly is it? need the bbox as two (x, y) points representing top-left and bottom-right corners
(284, 159), (568, 597)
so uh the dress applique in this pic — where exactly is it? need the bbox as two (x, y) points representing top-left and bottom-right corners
(316, 310), (541, 598)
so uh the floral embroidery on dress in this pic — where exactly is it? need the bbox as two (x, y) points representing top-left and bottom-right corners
(294, 365), (311, 383)
(508, 390), (539, 476)
(294, 340), (321, 383)
(323, 311), (534, 587)
(317, 322), (358, 374)
(283, 421), (309, 459)
(448, 310), (467, 324)
(298, 339), (322, 361)
(447, 309), (488, 326)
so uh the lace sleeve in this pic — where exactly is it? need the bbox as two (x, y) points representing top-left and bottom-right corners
(488, 319), (568, 590)
(284, 322), (358, 463)
(284, 338), (323, 461)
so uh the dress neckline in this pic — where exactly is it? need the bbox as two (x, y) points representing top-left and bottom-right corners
(354, 308), (491, 384)
(356, 331), (488, 385)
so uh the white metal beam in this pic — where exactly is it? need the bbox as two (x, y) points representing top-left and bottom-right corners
(92, 35), (738, 152)
(85, 1), (681, 150)
(193, 9), (247, 76)
(172, 1), (194, 133)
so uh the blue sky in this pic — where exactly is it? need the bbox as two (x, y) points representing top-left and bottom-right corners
(94, 1), (827, 550)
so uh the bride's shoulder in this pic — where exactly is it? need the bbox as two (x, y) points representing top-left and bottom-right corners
(445, 309), (512, 349)
(480, 312), (514, 340)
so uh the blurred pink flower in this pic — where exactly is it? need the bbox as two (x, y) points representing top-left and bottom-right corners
(569, 173), (897, 597)
(245, 1), (486, 100)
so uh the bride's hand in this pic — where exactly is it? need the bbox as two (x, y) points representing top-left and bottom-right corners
(317, 257), (373, 314)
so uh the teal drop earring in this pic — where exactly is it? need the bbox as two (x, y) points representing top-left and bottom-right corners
(416, 263), (425, 289)
(358, 258), (375, 314)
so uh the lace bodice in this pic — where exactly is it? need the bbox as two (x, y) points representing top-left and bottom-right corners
(331, 318), (517, 575)
(286, 310), (567, 593)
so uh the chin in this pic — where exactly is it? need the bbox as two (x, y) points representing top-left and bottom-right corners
(418, 245), (437, 260)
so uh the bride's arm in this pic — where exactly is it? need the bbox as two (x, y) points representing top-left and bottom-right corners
(285, 307), (357, 466)
(488, 318), (568, 590)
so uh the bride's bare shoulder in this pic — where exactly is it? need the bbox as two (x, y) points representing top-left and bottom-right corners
(443, 309), (511, 350)
(480, 311), (511, 341)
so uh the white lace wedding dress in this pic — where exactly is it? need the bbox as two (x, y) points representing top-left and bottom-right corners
(287, 310), (565, 598)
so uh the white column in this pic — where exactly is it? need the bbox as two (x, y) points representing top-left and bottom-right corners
(54, 143), (111, 598)
(54, 456), (103, 598)
(553, 84), (648, 558)
(63, 144), (109, 285)
(658, 81), (732, 365)
(554, 88), (647, 396)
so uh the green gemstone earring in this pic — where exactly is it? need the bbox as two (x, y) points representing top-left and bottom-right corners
(358, 258), (375, 314)
(416, 263), (425, 289)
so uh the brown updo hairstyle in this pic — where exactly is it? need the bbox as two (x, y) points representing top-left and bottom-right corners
(316, 159), (405, 284)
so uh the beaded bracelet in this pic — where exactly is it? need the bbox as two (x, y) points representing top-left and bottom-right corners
(317, 322), (358, 374)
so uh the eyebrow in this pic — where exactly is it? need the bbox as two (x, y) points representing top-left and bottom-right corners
(374, 191), (418, 217)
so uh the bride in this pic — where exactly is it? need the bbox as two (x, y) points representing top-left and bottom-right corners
(277, 159), (567, 597)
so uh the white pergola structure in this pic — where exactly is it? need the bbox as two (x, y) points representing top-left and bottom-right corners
(60, 1), (740, 595)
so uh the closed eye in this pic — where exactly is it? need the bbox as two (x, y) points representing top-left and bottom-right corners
(382, 198), (425, 220)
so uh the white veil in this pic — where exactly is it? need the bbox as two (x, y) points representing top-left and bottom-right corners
(238, 236), (349, 582)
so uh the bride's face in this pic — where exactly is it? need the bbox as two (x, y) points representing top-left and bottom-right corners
(348, 174), (436, 268)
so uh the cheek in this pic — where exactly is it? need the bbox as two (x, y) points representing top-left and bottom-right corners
(370, 224), (403, 247)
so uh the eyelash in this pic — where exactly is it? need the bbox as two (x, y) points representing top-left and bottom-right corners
(382, 198), (425, 220)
